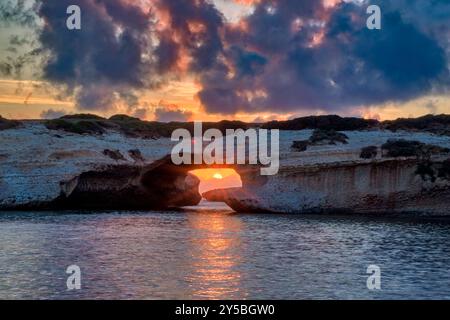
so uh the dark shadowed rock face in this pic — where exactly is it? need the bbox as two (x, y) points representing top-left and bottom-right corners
(439, 159), (450, 180)
(203, 188), (273, 213)
(51, 164), (202, 210)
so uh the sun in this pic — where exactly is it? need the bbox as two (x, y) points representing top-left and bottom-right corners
(213, 173), (223, 180)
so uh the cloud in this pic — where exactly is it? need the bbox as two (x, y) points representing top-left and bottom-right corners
(0, 0), (38, 27)
(152, 0), (224, 75)
(154, 109), (192, 122)
(425, 99), (438, 115)
(131, 107), (149, 120)
(36, 0), (156, 111)
(154, 102), (193, 122)
(40, 108), (67, 119)
(5, 0), (450, 115)
(30, 0), (227, 112)
(198, 0), (450, 114)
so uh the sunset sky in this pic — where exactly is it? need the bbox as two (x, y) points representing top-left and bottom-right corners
(0, 0), (449, 121)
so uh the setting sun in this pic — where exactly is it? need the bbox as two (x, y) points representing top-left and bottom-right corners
(190, 169), (242, 194)
(213, 173), (223, 180)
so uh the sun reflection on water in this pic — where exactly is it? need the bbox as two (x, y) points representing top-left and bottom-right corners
(186, 211), (246, 299)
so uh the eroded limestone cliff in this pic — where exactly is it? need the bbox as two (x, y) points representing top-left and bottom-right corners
(0, 121), (200, 210)
(1, 120), (450, 214)
(203, 130), (450, 215)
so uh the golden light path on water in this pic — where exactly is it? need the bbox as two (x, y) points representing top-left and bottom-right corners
(186, 209), (246, 299)
(186, 169), (245, 299)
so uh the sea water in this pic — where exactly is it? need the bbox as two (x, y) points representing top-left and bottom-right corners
(1, 202), (450, 299)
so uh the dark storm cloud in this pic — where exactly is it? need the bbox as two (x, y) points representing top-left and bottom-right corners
(32, 0), (226, 111)
(198, 0), (450, 114)
(36, 0), (155, 110)
(154, 32), (180, 73)
(154, 0), (224, 72)
(5, 0), (450, 114)
(154, 107), (193, 122)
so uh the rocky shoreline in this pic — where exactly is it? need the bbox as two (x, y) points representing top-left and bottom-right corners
(1, 115), (450, 214)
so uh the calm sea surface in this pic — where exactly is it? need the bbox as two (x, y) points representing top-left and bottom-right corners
(1, 202), (450, 300)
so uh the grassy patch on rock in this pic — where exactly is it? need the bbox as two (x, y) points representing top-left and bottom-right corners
(291, 129), (349, 152)
(0, 115), (21, 131)
(383, 114), (450, 136)
(309, 129), (349, 145)
(60, 114), (106, 120)
(45, 114), (190, 138)
(291, 140), (309, 152)
(45, 119), (106, 135)
(381, 139), (450, 158)
(360, 146), (378, 159)
(264, 115), (378, 131)
(438, 159), (450, 180)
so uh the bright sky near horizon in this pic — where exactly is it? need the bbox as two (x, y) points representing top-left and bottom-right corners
(0, 0), (449, 121)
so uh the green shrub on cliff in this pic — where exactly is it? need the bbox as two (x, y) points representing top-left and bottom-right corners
(291, 140), (309, 152)
(263, 115), (378, 131)
(309, 129), (349, 145)
(45, 119), (106, 135)
(109, 114), (140, 122)
(415, 161), (437, 182)
(382, 139), (450, 158)
(0, 116), (21, 131)
(383, 114), (450, 135)
(60, 114), (106, 120)
(438, 159), (450, 180)
(360, 146), (378, 159)
(291, 129), (349, 152)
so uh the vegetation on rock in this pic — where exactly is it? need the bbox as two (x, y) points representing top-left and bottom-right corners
(264, 115), (378, 131)
(383, 114), (450, 136)
(381, 139), (450, 182)
(0, 116), (21, 131)
(108, 114), (140, 122)
(415, 161), (437, 182)
(309, 129), (349, 145)
(45, 119), (106, 135)
(103, 149), (126, 161)
(291, 140), (309, 152)
(438, 159), (450, 180)
(128, 149), (145, 162)
(381, 139), (449, 158)
(60, 114), (106, 120)
(291, 129), (349, 152)
(360, 146), (378, 159)
(45, 114), (249, 139)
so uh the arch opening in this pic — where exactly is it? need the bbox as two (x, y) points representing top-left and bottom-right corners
(189, 168), (243, 196)
(50, 155), (260, 211)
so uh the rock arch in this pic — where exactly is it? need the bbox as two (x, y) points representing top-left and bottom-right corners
(50, 155), (265, 210)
